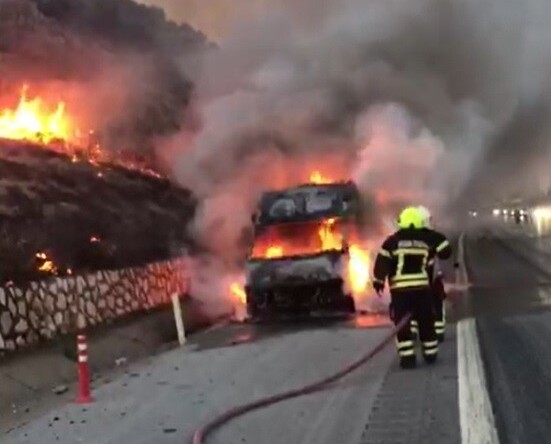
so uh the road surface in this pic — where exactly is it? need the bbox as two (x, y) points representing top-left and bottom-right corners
(4, 311), (460, 444)
(465, 223), (551, 444)
(8, 220), (551, 444)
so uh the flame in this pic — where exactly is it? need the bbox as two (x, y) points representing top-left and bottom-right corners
(36, 251), (58, 275)
(309, 171), (333, 184)
(0, 85), (74, 144)
(249, 217), (373, 305)
(230, 282), (247, 305)
(266, 245), (283, 258)
(348, 244), (370, 295)
(0, 85), (163, 179)
(319, 218), (343, 250)
(252, 218), (344, 259)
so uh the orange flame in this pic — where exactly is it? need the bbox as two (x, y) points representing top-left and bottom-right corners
(348, 244), (370, 296)
(36, 251), (58, 275)
(230, 282), (247, 305)
(251, 218), (344, 259)
(231, 218), (372, 310)
(0, 85), (74, 144)
(265, 245), (283, 258)
(0, 85), (163, 179)
(309, 171), (333, 184)
(319, 218), (343, 250)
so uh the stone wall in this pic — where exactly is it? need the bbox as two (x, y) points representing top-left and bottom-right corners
(0, 257), (189, 353)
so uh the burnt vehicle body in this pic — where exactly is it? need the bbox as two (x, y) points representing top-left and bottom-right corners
(245, 181), (366, 318)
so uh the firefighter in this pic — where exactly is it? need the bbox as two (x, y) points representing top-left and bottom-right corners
(373, 206), (452, 368)
(418, 205), (448, 342)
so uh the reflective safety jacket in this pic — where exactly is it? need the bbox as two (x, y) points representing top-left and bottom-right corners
(373, 228), (452, 291)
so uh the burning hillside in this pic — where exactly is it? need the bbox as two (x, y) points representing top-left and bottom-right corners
(0, 85), (73, 144)
(0, 0), (209, 160)
(0, 139), (196, 285)
(0, 0), (212, 286)
(0, 84), (163, 176)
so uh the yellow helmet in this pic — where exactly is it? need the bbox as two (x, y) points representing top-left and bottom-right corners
(397, 206), (424, 229)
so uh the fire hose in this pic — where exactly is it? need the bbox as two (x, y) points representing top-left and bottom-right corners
(191, 313), (412, 444)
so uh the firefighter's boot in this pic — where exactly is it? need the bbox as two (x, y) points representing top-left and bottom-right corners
(410, 319), (419, 338)
(422, 340), (438, 365)
(434, 304), (446, 343)
(397, 339), (416, 369)
(400, 355), (417, 369)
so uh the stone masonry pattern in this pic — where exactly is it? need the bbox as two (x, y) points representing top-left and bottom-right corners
(0, 257), (189, 353)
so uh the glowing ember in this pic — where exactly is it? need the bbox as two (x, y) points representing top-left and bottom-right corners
(0, 85), (74, 144)
(36, 251), (58, 275)
(230, 282), (247, 305)
(309, 171), (333, 184)
(90, 236), (101, 243)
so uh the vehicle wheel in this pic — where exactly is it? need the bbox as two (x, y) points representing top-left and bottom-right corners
(344, 296), (356, 313)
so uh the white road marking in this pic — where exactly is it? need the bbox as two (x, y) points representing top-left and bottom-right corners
(457, 233), (499, 444)
(458, 319), (499, 444)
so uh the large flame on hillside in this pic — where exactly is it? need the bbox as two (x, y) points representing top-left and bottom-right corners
(0, 85), (75, 144)
(0, 85), (162, 178)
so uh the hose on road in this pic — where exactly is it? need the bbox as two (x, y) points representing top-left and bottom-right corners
(191, 313), (411, 444)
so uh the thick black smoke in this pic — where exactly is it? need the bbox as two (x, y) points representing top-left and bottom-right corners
(0, 0), (210, 157)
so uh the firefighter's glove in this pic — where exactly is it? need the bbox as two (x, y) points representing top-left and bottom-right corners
(373, 281), (384, 296)
(433, 276), (447, 300)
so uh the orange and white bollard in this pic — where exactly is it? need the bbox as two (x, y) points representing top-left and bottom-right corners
(76, 334), (94, 404)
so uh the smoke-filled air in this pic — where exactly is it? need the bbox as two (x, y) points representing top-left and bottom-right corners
(142, 0), (551, 313)
(4, 0), (551, 313)
(152, 0), (551, 283)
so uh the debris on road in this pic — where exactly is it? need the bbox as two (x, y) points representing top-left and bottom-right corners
(51, 385), (68, 395)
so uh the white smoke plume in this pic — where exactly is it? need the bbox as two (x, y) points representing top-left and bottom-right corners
(152, 0), (551, 310)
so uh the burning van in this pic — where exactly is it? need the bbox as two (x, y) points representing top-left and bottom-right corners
(244, 180), (372, 318)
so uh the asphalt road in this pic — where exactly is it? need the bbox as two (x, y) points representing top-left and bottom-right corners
(465, 223), (551, 444)
(3, 310), (460, 444)
(6, 221), (551, 444)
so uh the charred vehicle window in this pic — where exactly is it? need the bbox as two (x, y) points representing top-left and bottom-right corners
(258, 184), (358, 226)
